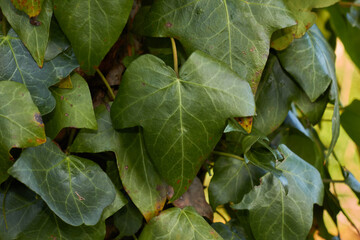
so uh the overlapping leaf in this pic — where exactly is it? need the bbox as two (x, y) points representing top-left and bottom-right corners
(10, 0), (43, 17)
(114, 202), (144, 239)
(1, 0), (52, 67)
(139, 207), (223, 240)
(53, 0), (133, 74)
(110, 51), (255, 200)
(232, 145), (324, 240)
(277, 25), (333, 102)
(0, 81), (45, 184)
(44, 73), (97, 138)
(0, 182), (106, 240)
(0, 29), (79, 114)
(8, 138), (116, 226)
(44, 19), (70, 61)
(71, 104), (167, 222)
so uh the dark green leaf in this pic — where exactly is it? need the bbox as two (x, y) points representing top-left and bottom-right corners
(71, 104), (167, 222)
(43, 73), (97, 138)
(0, 182), (106, 240)
(0, 81), (46, 184)
(139, 207), (223, 240)
(341, 99), (360, 146)
(0, 0), (52, 67)
(277, 25), (333, 102)
(53, 0), (133, 74)
(111, 51), (255, 200)
(102, 189), (127, 221)
(212, 223), (242, 240)
(232, 145), (324, 240)
(106, 160), (122, 190)
(8, 138), (116, 226)
(44, 18), (70, 61)
(208, 156), (264, 209)
(0, 29), (79, 114)
(114, 201), (143, 239)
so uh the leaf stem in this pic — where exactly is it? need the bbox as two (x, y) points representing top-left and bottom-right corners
(1, 11), (7, 36)
(95, 67), (116, 101)
(132, 234), (138, 240)
(65, 128), (77, 155)
(212, 151), (245, 161)
(2, 178), (13, 230)
(322, 179), (345, 183)
(170, 38), (179, 78)
(339, 1), (360, 7)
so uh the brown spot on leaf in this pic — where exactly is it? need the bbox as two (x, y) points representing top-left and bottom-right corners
(60, 96), (64, 100)
(65, 113), (69, 117)
(29, 17), (41, 26)
(176, 179), (181, 184)
(36, 138), (46, 144)
(75, 191), (85, 201)
(125, 165), (129, 170)
(165, 22), (173, 28)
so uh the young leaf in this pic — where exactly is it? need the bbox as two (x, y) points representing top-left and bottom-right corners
(0, 81), (46, 184)
(71, 104), (167, 222)
(10, 0), (43, 17)
(43, 73), (97, 138)
(0, 0), (52, 67)
(110, 51), (255, 200)
(53, 0), (133, 74)
(0, 182), (106, 240)
(8, 138), (116, 226)
(277, 25), (333, 102)
(139, 207), (223, 240)
(0, 29), (79, 115)
(232, 145), (324, 240)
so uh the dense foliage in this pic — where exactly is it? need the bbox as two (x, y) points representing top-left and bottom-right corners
(1, 0), (360, 239)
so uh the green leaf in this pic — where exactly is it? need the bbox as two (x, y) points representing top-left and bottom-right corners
(253, 55), (298, 135)
(71, 104), (167, 222)
(277, 25), (333, 102)
(342, 169), (360, 200)
(102, 189), (128, 221)
(44, 18), (70, 61)
(208, 156), (264, 209)
(114, 201), (144, 239)
(10, 0), (43, 17)
(110, 51), (255, 200)
(137, 0), (299, 91)
(0, 29), (79, 115)
(212, 223), (242, 240)
(0, 0), (52, 67)
(43, 73), (97, 138)
(139, 207), (223, 240)
(0, 81), (46, 184)
(8, 138), (116, 226)
(270, 0), (339, 50)
(341, 99), (360, 146)
(0, 182), (106, 240)
(53, 0), (133, 74)
(232, 145), (324, 240)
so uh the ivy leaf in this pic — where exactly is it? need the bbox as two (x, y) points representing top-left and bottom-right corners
(139, 207), (223, 240)
(0, 81), (46, 184)
(10, 0), (43, 17)
(71, 104), (167, 222)
(232, 145), (324, 240)
(0, 182), (106, 240)
(53, 0), (133, 74)
(0, 0), (52, 67)
(137, 0), (299, 91)
(212, 223), (242, 240)
(8, 138), (116, 226)
(0, 29), (79, 115)
(110, 51), (255, 200)
(44, 19), (70, 61)
(277, 25), (333, 102)
(341, 99), (360, 146)
(43, 73), (97, 138)
(114, 201), (144, 239)
(208, 156), (264, 209)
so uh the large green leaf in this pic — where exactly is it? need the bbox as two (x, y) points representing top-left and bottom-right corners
(8, 138), (116, 226)
(0, 0), (52, 67)
(208, 156), (263, 209)
(10, 0), (43, 17)
(137, 0), (298, 91)
(139, 207), (223, 240)
(0, 182), (106, 240)
(232, 145), (324, 240)
(53, 0), (133, 74)
(44, 73), (97, 138)
(71, 104), (167, 222)
(0, 29), (79, 115)
(0, 81), (46, 184)
(110, 51), (255, 200)
(341, 99), (360, 146)
(277, 25), (333, 102)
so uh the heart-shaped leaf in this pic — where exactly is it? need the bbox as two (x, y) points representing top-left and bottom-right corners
(0, 81), (45, 184)
(71, 104), (167, 222)
(0, 0), (52, 67)
(232, 145), (324, 240)
(139, 207), (223, 240)
(44, 73), (97, 138)
(8, 138), (116, 226)
(53, 0), (133, 74)
(10, 0), (43, 17)
(110, 51), (255, 200)
(0, 29), (79, 115)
